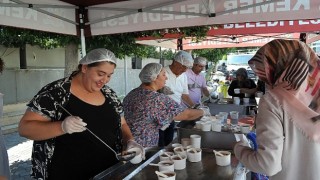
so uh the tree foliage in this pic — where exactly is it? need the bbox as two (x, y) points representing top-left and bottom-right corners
(0, 25), (232, 61)
(0, 26), (79, 49)
(192, 48), (234, 64)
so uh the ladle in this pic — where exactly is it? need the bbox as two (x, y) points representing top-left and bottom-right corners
(149, 163), (162, 167)
(58, 104), (136, 161)
(213, 150), (225, 157)
(155, 171), (169, 178)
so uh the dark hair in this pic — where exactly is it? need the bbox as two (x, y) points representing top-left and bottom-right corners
(236, 68), (248, 79)
(0, 58), (4, 74)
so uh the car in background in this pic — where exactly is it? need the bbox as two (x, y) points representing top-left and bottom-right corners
(227, 68), (257, 81)
(225, 53), (257, 81)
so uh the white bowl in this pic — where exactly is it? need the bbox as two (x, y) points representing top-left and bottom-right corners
(127, 147), (142, 164)
(173, 147), (187, 157)
(156, 171), (176, 180)
(215, 151), (231, 166)
(159, 151), (174, 161)
(158, 160), (175, 172)
(171, 155), (187, 170)
(186, 148), (202, 162)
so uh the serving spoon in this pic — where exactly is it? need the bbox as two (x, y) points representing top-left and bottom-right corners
(58, 104), (136, 161)
(155, 171), (169, 178)
(213, 150), (225, 157)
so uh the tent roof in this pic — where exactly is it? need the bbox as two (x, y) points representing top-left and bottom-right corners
(1, 0), (319, 37)
(59, 0), (128, 7)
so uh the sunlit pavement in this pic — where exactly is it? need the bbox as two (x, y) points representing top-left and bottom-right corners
(4, 132), (33, 180)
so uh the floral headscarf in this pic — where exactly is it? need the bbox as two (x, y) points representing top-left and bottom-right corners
(249, 39), (320, 143)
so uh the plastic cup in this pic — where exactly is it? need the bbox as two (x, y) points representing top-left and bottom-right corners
(181, 138), (191, 147)
(201, 122), (211, 132)
(158, 160), (175, 172)
(186, 148), (202, 162)
(233, 97), (240, 105)
(156, 171), (176, 180)
(243, 98), (250, 104)
(171, 155), (186, 170)
(211, 121), (222, 132)
(230, 111), (239, 119)
(190, 134), (201, 148)
(173, 147), (187, 157)
(215, 151), (231, 166)
(127, 147), (142, 164)
(159, 151), (174, 161)
(240, 124), (251, 134)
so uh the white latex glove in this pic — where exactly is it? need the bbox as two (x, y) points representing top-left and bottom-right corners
(126, 140), (145, 160)
(61, 116), (87, 134)
(200, 107), (211, 116)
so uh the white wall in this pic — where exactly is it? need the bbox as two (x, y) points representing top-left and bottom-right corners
(0, 45), (65, 68)
(0, 45), (173, 105)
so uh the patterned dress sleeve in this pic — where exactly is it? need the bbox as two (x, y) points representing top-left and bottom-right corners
(152, 93), (184, 127)
(27, 79), (68, 121)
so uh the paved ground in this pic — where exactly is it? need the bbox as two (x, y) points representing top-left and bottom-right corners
(4, 132), (33, 180)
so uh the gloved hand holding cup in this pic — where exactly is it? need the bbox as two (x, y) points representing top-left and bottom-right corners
(199, 107), (211, 116)
(126, 140), (145, 164)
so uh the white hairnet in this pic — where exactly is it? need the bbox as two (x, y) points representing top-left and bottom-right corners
(174, 51), (194, 68)
(194, 57), (207, 66)
(139, 63), (163, 83)
(79, 48), (117, 65)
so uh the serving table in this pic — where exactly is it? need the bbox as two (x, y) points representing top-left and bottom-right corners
(93, 120), (250, 180)
(207, 98), (257, 115)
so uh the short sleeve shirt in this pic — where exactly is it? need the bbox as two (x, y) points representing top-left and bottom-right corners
(123, 87), (184, 147)
(164, 66), (189, 104)
(185, 69), (207, 104)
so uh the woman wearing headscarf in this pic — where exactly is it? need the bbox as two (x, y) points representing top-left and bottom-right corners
(233, 39), (320, 180)
(123, 63), (209, 148)
(228, 68), (257, 98)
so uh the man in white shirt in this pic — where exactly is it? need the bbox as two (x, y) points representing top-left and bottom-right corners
(159, 51), (195, 147)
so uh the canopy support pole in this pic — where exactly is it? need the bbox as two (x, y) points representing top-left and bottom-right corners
(79, 6), (86, 57)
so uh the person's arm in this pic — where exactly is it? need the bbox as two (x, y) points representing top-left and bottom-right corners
(233, 95), (283, 176)
(181, 94), (195, 107)
(120, 116), (134, 142)
(181, 73), (194, 107)
(173, 108), (204, 121)
(240, 87), (257, 94)
(19, 110), (65, 140)
(240, 79), (258, 96)
(0, 176), (8, 180)
(201, 75), (210, 97)
(228, 80), (237, 97)
(121, 116), (145, 159)
(202, 87), (210, 97)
